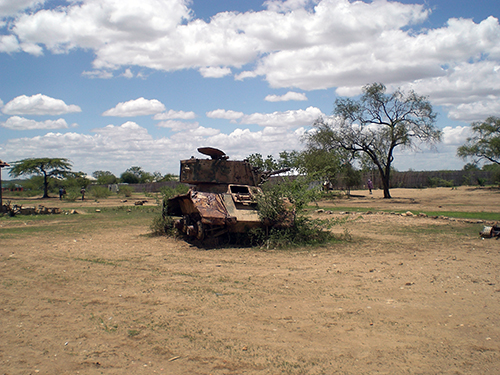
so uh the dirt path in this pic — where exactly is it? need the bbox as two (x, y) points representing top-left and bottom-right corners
(1, 187), (499, 374)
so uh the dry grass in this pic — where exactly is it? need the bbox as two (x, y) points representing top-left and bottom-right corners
(1, 187), (499, 374)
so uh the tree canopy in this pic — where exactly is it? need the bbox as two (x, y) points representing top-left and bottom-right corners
(92, 170), (118, 185)
(457, 116), (500, 166)
(9, 157), (72, 198)
(306, 83), (441, 198)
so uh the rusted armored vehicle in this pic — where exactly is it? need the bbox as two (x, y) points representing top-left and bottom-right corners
(165, 147), (289, 242)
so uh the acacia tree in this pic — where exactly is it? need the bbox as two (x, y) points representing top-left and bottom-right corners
(457, 116), (500, 166)
(307, 83), (441, 198)
(9, 157), (72, 198)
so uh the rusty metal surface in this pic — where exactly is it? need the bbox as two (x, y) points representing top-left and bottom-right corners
(166, 147), (293, 241)
(180, 158), (261, 186)
(190, 191), (228, 226)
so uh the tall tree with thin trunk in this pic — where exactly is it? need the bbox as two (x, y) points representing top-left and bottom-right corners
(306, 83), (441, 198)
(9, 158), (72, 198)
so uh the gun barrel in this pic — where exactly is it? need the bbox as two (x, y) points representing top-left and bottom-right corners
(265, 167), (290, 177)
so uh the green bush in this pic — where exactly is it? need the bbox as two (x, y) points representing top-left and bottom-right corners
(428, 177), (454, 188)
(248, 216), (338, 248)
(160, 184), (189, 200)
(252, 176), (338, 248)
(118, 185), (134, 197)
(150, 214), (177, 237)
(64, 187), (81, 202)
(90, 185), (112, 199)
(493, 169), (500, 186)
(150, 184), (189, 237)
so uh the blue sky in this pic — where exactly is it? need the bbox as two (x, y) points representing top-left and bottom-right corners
(0, 0), (499, 177)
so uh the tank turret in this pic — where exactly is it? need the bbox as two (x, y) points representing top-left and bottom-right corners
(179, 147), (262, 189)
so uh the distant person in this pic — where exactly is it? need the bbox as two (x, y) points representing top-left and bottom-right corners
(80, 187), (86, 201)
(59, 187), (66, 200)
(367, 179), (374, 194)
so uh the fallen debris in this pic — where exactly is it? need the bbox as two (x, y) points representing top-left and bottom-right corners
(480, 224), (500, 239)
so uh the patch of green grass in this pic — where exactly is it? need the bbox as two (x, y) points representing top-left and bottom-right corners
(417, 211), (499, 221)
(312, 205), (499, 221)
(0, 206), (157, 239)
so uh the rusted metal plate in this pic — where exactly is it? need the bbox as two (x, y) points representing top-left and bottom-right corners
(190, 191), (228, 226)
(180, 158), (260, 186)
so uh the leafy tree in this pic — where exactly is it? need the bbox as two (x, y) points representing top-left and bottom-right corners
(340, 162), (362, 195)
(120, 166), (155, 184)
(307, 83), (440, 198)
(120, 171), (140, 184)
(246, 153), (280, 171)
(462, 163), (480, 171)
(92, 170), (118, 185)
(295, 148), (342, 185)
(457, 116), (500, 166)
(160, 173), (179, 182)
(9, 157), (72, 198)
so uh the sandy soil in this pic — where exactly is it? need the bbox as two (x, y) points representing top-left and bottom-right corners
(1, 187), (499, 374)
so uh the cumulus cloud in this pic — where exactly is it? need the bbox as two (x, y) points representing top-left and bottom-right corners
(0, 121), (304, 175)
(153, 109), (197, 120)
(4, 0), (499, 123)
(441, 126), (472, 145)
(0, 116), (70, 130)
(0, 0), (45, 17)
(2, 94), (81, 116)
(241, 106), (323, 127)
(0, 35), (20, 53)
(199, 66), (232, 78)
(157, 120), (199, 131)
(82, 70), (114, 79)
(265, 91), (308, 102)
(0, 117), (473, 173)
(206, 109), (245, 121)
(102, 97), (166, 117)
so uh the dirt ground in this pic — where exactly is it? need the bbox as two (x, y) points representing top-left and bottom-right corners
(1, 187), (500, 374)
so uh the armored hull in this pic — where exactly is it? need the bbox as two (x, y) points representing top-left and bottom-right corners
(165, 147), (283, 241)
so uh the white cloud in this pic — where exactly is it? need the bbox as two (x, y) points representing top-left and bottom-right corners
(447, 101), (500, 123)
(2, 94), (81, 115)
(102, 97), (166, 117)
(0, 119), (474, 174)
(265, 91), (308, 102)
(441, 126), (472, 145)
(2, 0), (500, 127)
(0, 0), (45, 17)
(154, 109), (197, 120)
(264, 0), (317, 13)
(82, 70), (114, 79)
(0, 35), (20, 53)
(122, 69), (134, 78)
(157, 120), (199, 131)
(0, 121), (304, 175)
(0, 116), (69, 130)
(400, 61), (500, 122)
(241, 106), (323, 127)
(199, 66), (232, 78)
(206, 109), (245, 121)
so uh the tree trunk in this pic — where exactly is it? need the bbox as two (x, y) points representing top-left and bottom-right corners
(381, 169), (392, 199)
(382, 178), (391, 198)
(375, 164), (392, 199)
(42, 173), (49, 198)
